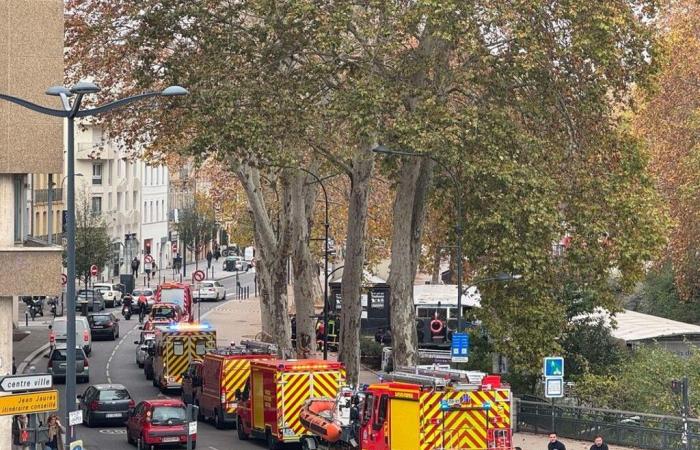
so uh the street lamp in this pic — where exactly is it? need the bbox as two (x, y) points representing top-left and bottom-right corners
(0, 81), (188, 442)
(372, 145), (468, 331)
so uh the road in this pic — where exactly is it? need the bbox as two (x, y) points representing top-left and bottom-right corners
(22, 270), (265, 450)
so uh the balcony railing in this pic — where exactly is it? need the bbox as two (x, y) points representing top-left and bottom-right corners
(34, 188), (63, 204)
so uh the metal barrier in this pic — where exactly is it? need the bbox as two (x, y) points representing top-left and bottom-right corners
(516, 399), (700, 449)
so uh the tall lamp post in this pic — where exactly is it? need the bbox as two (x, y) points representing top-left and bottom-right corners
(0, 82), (188, 442)
(373, 145), (468, 331)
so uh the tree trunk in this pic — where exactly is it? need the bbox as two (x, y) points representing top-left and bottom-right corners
(235, 163), (294, 358)
(339, 152), (374, 385)
(387, 157), (434, 368)
(431, 245), (441, 284)
(251, 216), (273, 339)
(290, 171), (322, 356)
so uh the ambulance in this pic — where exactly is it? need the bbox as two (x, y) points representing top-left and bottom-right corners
(237, 359), (346, 449)
(151, 323), (216, 392)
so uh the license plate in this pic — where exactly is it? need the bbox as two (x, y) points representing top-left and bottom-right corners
(106, 413), (122, 418)
(93, 326), (103, 328)
(162, 437), (179, 443)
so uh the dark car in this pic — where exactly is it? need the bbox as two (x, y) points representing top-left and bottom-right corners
(144, 340), (156, 380)
(88, 312), (120, 340)
(126, 399), (193, 448)
(79, 384), (134, 427)
(76, 289), (105, 312)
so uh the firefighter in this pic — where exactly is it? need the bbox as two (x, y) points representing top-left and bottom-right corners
(316, 320), (325, 351)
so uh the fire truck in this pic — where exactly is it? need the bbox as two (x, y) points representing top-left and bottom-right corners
(182, 340), (276, 429)
(155, 282), (194, 322)
(298, 366), (521, 450)
(151, 323), (216, 392)
(236, 359), (347, 449)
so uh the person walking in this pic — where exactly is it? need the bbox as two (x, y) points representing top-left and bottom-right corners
(206, 250), (213, 268)
(589, 435), (609, 450)
(214, 248), (221, 261)
(12, 415), (29, 450)
(548, 432), (566, 450)
(45, 414), (65, 450)
(131, 257), (140, 277)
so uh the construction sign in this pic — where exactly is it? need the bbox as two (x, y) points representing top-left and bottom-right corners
(0, 390), (59, 416)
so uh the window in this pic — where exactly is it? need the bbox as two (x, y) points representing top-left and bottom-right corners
(108, 193), (113, 210)
(173, 341), (184, 356)
(91, 196), (102, 214)
(92, 163), (103, 185)
(195, 341), (206, 355)
(133, 192), (138, 211)
(117, 160), (122, 177)
(108, 160), (113, 185)
(143, 202), (147, 222)
(150, 201), (153, 222)
(117, 192), (122, 210)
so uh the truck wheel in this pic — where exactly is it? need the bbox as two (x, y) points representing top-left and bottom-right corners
(237, 417), (249, 441)
(214, 408), (225, 429)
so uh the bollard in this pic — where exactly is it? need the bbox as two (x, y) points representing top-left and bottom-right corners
(25, 310), (28, 327)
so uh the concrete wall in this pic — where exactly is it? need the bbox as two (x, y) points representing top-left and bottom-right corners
(0, 247), (62, 296)
(0, 0), (63, 174)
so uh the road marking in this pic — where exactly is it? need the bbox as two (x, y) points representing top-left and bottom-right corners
(209, 447), (220, 450)
(105, 322), (139, 384)
(99, 429), (126, 434)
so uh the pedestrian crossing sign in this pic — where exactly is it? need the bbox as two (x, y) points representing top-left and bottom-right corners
(544, 356), (564, 378)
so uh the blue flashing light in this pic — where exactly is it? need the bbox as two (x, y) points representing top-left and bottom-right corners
(482, 401), (492, 410)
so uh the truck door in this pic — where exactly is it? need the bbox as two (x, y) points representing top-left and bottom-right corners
(389, 398), (419, 450)
(252, 370), (265, 430)
(361, 393), (389, 450)
(280, 372), (312, 436)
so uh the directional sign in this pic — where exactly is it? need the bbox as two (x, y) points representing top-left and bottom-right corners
(451, 332), (469, 363)
(545, 377), (564, 398)
(0, 374), (52, 392)
(0, 389), (58, 416)
(90, 265), (99, 276)
(69, 409), (83, 426)
(192, 270), (205, 282)
(544, 356), (564, 378)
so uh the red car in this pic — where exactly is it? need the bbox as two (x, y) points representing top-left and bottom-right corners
(155, 283), (194, 322)
(126, 399), (195, 448)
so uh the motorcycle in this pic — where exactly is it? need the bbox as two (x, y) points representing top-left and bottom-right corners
(122, 295), (133, 320)
(25, 297), (44, 319)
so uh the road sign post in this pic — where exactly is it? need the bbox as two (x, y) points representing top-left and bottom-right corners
(451, 332), (469, 363)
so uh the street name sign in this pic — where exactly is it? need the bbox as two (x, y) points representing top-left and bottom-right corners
(545, 377), (564, 398)
(451, 332), (470, 363)
(0, 389), (58, 416)
(544, 356), (564, 377)
(0, 374), (52, 392)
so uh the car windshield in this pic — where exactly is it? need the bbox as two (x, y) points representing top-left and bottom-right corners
(98, 389), (130, 401)
(94, 286), (109, 293)
(159, 289), (185, 307)
(90, 315), (112, 324)
(51, 348), (85, 360)
(133, 289), (153, 296)
(201, 282), (214, 288)
(52, 320), (88, 334)
(151, 406), (186, 424)
(152, 307), (176, 319)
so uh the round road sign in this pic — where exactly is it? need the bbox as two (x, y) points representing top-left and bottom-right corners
(144, 254), (154, 264)
(61, 274), (67, 286)
(90, 265), (98, 276)
(193, 270), (205, 282)
(171, 242), (178, 252)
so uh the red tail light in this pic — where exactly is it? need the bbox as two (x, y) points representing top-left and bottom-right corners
(83, 330), (89, 342)
(49, 332), (55, 343)
(105, 321), (113, 327)
(89, 400), (99, 410)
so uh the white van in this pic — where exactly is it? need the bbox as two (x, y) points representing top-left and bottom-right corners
(51, 316), (92, 355)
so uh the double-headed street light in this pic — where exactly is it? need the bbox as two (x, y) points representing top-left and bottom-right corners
(0, 81), (187, 442)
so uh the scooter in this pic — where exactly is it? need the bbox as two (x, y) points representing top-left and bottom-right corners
(122, 295), (133, 320)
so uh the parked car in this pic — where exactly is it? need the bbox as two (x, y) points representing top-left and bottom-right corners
(132, 288), (156, 311)
(51, 316), (92, 355)
(126, 399), (194, 448)
(222, 256), (249, 272)
(135, 331), (155, 368)
(93, 283), (123, 308)
(47, 345), (89, 383)
(76, 289), (105, 312)
(192, 281), (226, 302)
(88, 312), (120, 340)
(143, 340), (156, 380)
(78, 384), (134, 427)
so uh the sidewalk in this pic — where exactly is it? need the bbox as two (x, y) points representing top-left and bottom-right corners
(107, 258), (248, 285)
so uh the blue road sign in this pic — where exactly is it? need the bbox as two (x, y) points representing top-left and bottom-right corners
(544, 356), (564, 378)
(451, 332), (470, 362)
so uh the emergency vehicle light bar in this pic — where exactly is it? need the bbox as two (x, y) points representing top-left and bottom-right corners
(166, 322), (212, 331)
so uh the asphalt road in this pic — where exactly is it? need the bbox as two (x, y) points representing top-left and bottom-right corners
(25, 270), (266, 450)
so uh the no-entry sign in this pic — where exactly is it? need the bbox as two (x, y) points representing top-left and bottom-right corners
(192, 270), (205, 282)
(144, 254), (154, 264)
(90, 265), (98, 276)
(61, 273), (67, 286)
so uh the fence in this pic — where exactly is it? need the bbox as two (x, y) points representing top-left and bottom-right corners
(516, 399), (700, 449)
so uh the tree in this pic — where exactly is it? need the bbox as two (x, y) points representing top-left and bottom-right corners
(176, 202), (217, 264)
(73, 193), (111, 287)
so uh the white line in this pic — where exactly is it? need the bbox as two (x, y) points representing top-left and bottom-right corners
(105, 324), (139, 384)
(208, 447), (220, 450)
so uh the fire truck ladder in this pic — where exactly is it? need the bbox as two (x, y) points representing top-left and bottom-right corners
(380, 371), (450, 388)
(398, 365), (487, 384)
(240, 339), (278, 354)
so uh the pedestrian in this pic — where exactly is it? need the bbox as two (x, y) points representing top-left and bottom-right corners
(12, 414), (29, 450)
(131, 257), (140, 277)
(589, 435), (609, 450)
(214, 248), (221, 261)
(12, 356), (16, 375)
(206, 250), (213, 268)
(374, 328), (384, 344)
(548, 432), (566, 450)
(44, 414), (65, 450)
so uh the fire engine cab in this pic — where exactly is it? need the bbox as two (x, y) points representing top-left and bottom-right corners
(299, 366), (521, 450)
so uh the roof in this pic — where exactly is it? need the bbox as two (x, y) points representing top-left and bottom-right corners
(143, 398), (185, 407)
(413, 284), (481, 308)
(578, 309), (700, 342)
(91, 383), (126, 390)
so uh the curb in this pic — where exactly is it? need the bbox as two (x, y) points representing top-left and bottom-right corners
(18, 342), (50, 374)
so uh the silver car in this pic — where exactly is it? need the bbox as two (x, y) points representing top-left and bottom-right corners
(134, 332), (155, 368)
(52, 316), (92, 355)
(47, 345), (89, 383)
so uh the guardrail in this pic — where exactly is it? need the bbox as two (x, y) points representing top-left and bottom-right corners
(516, 399), (700, 449)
